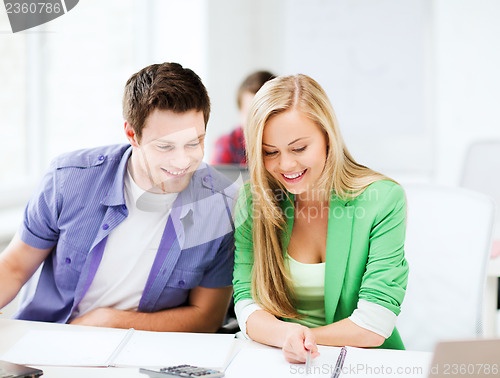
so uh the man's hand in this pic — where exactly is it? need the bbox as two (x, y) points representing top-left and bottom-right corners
(70, 308), (120, 328)
(68, 286), (232, 332)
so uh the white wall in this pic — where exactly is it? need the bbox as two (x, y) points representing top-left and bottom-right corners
(434, 0), (500, 185)
(1, 0), (500, 227)
(204, 0), (500, 185)
(280, 0), (434, 181)
(204, 0), (285, 161)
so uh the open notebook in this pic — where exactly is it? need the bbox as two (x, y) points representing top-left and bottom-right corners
(225, 345), (432, 378)
(225, 339), (500, 378)
(1, 328), (235, 368)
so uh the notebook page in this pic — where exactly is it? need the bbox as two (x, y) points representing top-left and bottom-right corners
(224, 345), (432, 378)
(225, 345), (344, 377)
(0, 329), (127, 366)
(113, 330), (235, 368)
(341, 346), (432, 378)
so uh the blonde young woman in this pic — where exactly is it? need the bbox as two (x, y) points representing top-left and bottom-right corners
(232, 74), (409, 363)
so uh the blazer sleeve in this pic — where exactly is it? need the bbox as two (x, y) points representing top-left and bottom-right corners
(232, 184), (255, 304)
(358, 183), (409, 316)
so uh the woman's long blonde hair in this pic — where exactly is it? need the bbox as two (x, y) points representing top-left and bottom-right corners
(243, 74), (391, 319)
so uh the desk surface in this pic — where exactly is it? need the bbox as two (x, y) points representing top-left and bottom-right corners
(0, 319), (432, 378)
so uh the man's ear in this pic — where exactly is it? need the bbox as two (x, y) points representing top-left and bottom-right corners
(124, 121), (139, 147)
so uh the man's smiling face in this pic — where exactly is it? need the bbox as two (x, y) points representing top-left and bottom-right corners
(126, 109), (205, 194)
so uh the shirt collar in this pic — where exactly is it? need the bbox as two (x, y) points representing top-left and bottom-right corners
(174, 161), (212, 221)
(102, 151), (210, 220)
(127, 172), (178, 213)
(174, 163), (201, 221)
(101, 145), (132, 207)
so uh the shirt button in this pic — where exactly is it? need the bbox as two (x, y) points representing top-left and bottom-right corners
(203, 175), (209, 183)
(65, 257), (71, 264)
(178, 280), (185, 287)
(102, 224), (109, 230)
(98, 155), (105, 161)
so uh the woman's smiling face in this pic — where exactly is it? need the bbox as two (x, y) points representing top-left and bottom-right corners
(262, 109), (328, 195)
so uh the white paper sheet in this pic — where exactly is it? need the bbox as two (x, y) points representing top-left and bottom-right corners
(1, 329), (235, 368)
(114, 330), (236, 368)
(224, 345), (432, 378)
(1, 329), (126, 366)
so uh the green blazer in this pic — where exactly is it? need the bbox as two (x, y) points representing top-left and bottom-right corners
(233, 180), (409, 349)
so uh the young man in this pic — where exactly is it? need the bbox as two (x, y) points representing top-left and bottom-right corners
(211, 70), (275, 165)
(0, 63), (236, 332)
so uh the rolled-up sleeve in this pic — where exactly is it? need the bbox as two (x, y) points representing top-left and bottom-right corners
(358, 183), (409, 316)
(19, 161), (60, 250)
(232, 185), (255, 304)
(235, 298), (263, 338)
(349, 299), (397, 338)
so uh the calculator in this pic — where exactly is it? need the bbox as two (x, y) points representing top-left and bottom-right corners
(139, 365), (224, 377)
(0, 361), (43, 378)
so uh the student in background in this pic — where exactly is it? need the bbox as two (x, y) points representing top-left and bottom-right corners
(233, 74), (409, 363)
(211, 70), (275, 165)
(0, 62), (236, 332)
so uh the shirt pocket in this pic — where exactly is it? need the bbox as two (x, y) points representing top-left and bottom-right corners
(160, 269), (204, 308)
(165, 269), (203, 290)
(54, 239), (88, 291)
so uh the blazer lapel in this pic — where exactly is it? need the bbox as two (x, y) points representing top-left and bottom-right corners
(324, 197), (354, 323)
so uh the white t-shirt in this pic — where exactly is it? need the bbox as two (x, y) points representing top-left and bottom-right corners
(71, 165), (177, 320)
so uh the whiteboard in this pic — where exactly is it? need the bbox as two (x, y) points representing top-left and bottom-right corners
(283, 0), (432, 179)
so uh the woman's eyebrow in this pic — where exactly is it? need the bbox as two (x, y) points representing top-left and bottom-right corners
(262, 136), (310, 148)
(288, 137), (309, 145)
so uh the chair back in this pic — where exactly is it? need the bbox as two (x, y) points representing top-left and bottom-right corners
(461, 139), (500, 237)
(396, 184), (495, 351)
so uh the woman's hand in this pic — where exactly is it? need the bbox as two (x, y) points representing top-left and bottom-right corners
(282, 323), (320, 363)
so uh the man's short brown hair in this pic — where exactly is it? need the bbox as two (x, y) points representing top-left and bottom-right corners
(237, 70), (276, 109)
(123, 62), (210, 141)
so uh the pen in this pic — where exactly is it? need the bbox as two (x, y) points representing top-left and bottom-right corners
(105, 327), (135, 367)
(305, 348), (311, 374)
(331, 346), (347, 378)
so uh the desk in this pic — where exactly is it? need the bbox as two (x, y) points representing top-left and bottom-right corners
(0, 319), (432, 378)
(484, 256), (500, 337)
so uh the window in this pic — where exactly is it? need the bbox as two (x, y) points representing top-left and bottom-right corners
(1, 0), (207, 201)
(0, 11), (28, 190)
